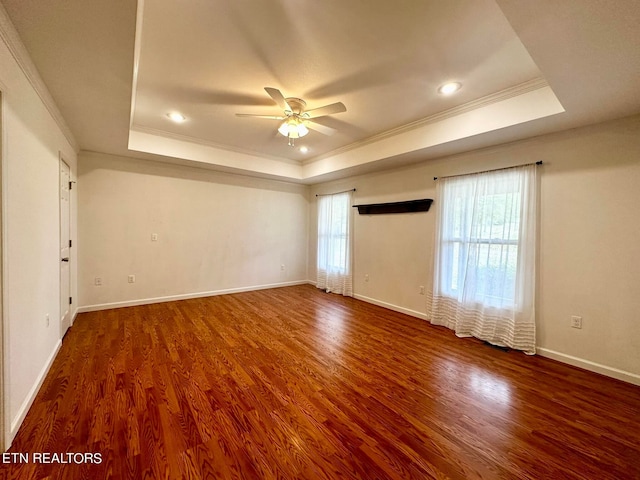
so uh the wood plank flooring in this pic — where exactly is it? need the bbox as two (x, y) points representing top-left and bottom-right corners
(2, 284), (639, 479)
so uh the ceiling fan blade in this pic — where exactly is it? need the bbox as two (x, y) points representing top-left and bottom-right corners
(235, 114), (285, 120)
(264, 87), (291, 112)
(306, 121), (337, 136)
(304, 102), (346, 119)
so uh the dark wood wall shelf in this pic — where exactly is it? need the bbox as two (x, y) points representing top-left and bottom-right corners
(353, 199), (433, 215)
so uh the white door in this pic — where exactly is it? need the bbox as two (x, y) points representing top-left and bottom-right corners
(60, 160), (71, 336)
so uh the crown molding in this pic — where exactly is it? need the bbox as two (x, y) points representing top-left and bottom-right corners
(303, 78), (551, 166)
(0, 4), (79, 152)
(129, 124), (302, 166)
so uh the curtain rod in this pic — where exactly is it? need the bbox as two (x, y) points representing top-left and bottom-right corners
(433, 161), (543, 181)
(315, 188), (356, 197)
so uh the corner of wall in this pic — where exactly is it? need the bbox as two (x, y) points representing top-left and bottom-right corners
(6, 340), (61, 448)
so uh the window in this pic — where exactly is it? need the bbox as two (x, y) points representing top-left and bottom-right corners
(317, 191), (353, 296)
(318, 194), (349, 273)
(442, 180), (523, 308)
(429, 164), (538, 353)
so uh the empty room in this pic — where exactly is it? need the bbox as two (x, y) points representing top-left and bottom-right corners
(0, 1), (639, 479)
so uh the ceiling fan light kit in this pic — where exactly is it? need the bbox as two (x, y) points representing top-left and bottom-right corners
(278, 118), (309, 146)
(236, 87), (346, 146)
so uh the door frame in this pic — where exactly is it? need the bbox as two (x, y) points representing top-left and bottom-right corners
(0, 89), (6, 451)
(59, 154), (71, 338)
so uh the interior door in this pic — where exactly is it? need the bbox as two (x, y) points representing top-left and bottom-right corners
(60, 159), (71, 336)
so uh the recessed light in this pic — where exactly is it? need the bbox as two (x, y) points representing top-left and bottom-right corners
(167, 112), (186, 123)
(299, 146), (309, 153)
(438, 82), (462, 95)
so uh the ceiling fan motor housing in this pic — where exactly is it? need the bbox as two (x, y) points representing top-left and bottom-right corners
(285, 98), (306, 116)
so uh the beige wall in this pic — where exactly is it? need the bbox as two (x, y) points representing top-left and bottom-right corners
(78, 152), (309, 308)
(309, 115), (640, 381)
(1, 25), (78, 444)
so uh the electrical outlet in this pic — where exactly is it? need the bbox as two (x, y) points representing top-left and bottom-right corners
(281, 264), (285, 271)
(365, 274), (369, 282)
(128, 275), (136, 284)
(571, 315), (582, 329)
(95, 277), (102, 286)
(419, 285), (425, 295)
(151, 233), (158, 242)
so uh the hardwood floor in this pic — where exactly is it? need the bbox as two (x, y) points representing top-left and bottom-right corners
(2, 284), (639, 479)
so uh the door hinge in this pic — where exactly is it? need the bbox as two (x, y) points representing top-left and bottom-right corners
(69, 296), (72, 305)
(69, 239), (72, 248)
(69, 181), (73, 190)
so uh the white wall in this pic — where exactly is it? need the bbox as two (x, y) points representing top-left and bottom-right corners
(0, 16), (78, 445)
(309, 114), (640, 383)
(78, 152), (309, 309)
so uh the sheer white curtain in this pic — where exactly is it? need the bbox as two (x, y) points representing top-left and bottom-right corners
(428, 164), (538, 354)
(317, 191), (353, 296)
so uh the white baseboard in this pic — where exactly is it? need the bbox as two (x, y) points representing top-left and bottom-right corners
(353, 293), (428, 321)
(78, 284), (640, 387)
(7, 339), (62, 447)
(537, 348), (640, 386)
(77, 280), (310, 313)
(354, 293), (640, 387)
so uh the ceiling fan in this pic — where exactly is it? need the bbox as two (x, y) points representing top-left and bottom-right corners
(236, 87), (347, 146)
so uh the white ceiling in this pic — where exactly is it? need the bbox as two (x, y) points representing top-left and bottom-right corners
(2, 0), (640, 183)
